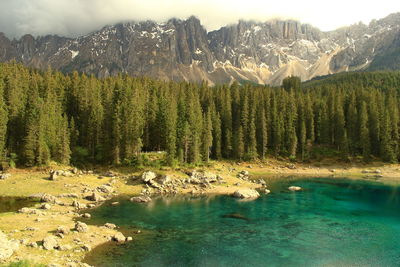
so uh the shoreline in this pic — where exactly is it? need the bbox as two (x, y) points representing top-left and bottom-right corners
(0, 161), (399, 266)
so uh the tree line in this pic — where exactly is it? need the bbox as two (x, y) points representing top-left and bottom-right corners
(0, 62), (400, 168)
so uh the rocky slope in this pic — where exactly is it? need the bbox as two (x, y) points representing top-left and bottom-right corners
(0, 13), (399, 85)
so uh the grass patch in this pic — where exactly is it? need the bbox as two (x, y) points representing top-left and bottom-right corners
(2, 261), (46, 267)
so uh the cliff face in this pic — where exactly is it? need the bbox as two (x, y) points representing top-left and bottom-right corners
(1, 13), (400, 85)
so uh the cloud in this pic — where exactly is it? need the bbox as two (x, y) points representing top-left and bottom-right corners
(0, 0), (399, 38)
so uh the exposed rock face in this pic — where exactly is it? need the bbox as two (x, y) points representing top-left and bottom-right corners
(0, 230), (19, 261)
(233, 189), (260, 199)
(1, 13), (400, 85)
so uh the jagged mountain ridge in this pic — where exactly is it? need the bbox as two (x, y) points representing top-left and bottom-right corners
(0, 13), (399, 85)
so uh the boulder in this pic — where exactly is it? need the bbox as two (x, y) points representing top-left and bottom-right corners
(43, 236), (58, 250)
(57, 226), (70, 235)
(41, 203), (51, 210)
(59, 193), (79, 198)
(288, 186), (302, 191)
(41, 194), (57, 203)
(71, 200), (86, 209)
(0, 230), (19, 261)
(240, 170), (249, 176)
(158, 175), (171, 185)
(103, 171), (117, 177)
(112, 232), (126, 243)
(232, 189), (260, 199)
(86, 192), (105, 202)
(18, 207), (38, 214)
(104, 223), (117, 229)
(49, 170), (58, 180)
(97, 185), (114, 194)
(71, 168), (79, 175)
(82, 213), (91, 219)
(130, 196), (152, 203)
(74, 222), (88, 233)
(0, 173), (11, 180)
(141, 171), (157, 183)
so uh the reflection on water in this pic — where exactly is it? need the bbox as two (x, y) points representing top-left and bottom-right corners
(85, 178), (400, 267)
(0, 196), (38, 213)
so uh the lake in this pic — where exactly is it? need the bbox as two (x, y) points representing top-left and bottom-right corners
(84, 177), (400, 267)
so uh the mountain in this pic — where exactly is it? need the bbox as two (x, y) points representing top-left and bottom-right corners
(0, 13), (400, 85)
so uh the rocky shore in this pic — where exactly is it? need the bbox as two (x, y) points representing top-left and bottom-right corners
(0, 161), (399, 266)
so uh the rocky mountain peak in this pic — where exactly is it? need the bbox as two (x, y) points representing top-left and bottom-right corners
(0, 13), (400, 85)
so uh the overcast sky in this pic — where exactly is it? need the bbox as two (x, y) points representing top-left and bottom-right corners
(0, 0), (399, 38)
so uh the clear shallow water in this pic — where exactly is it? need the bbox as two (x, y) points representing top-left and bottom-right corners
(84, 178), (400, 267)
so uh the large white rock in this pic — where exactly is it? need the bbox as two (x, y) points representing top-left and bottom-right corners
(141, 171), (157, 183)
(43, 236), (58, 250)
(0, 230), (19, 261)
(233, 189), (260, 199)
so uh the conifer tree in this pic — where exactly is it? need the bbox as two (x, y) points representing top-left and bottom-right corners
(201, 111), (213, 162)
(0, 79), (8, 164)
(359, 102), (371, 161)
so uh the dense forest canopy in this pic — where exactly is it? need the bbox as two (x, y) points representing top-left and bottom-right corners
(0, 62), (399, 168)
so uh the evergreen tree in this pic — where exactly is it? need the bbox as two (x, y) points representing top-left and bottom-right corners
(359, 102), (371, 161)
(0, 78), (8, 164)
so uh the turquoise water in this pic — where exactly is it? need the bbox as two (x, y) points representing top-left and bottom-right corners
(84, 178), (400, 267)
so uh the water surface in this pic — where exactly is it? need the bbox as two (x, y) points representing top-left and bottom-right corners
(84, 177), (400, 267)
(0, 196), (38, 213)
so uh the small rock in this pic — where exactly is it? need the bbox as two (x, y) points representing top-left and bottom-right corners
(49, 170), (58, 180)
(18, 207), (38, 214)
(71, 200), (86, 209)
(0, 173), (11, 180)
(97, 185), (114, 194)
(82, 244), (91, 252)
(104, 223), (117, 229)
(41, 194), (57, 203)
(71, 168), (79, 174)
(74, 222), (88, 233)
(264, 189), (271, 194)
(130, 196), (152, 203)
(41, 203), (51, 210)
(288, 186), (302, 191)
(82, 213), (91, 219)
(126, 236), (133, 242)
(57, 244), (72, 251)
(112, 232), (126, 243)
(86, 192), (105, 202)
(111, 202), (120, 206)
(57, 226), (70, 235)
